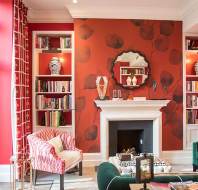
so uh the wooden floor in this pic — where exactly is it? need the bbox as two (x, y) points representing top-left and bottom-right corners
(0, 164), (194, 190)
(0, 166), (98, 190)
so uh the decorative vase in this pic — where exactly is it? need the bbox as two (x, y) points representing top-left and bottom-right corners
(126, 76), (132, 86)
(96, 76), (108, 100)
(132, 75), (137, 86)
(49, 57), (61, 75)
(195, 61), (198, 75)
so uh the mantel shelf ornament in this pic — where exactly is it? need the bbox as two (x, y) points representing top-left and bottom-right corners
(96, 76), (108, 100)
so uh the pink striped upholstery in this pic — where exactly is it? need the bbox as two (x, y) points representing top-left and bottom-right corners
(27, 128), (83, 174)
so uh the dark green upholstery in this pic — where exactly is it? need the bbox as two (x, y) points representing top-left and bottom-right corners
(193, 141), (198, 171)
(97, 162), (198, 190)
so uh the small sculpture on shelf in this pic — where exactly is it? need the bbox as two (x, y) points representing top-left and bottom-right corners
(49, 57), (61, 75)
(126, 76), (132, 86)
(132, 75), (137, 86)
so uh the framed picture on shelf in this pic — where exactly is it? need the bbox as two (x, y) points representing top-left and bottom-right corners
(65, 36), (71, 48)
(136, 154), (154, 183)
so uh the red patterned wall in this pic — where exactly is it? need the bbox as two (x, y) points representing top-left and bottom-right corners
(0, 0), (13, 164)
(74, 19), (183, 152)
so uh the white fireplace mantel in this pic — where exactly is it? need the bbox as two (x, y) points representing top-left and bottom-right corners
(95, 99), (170, 111)
(95, 99), (170, 161)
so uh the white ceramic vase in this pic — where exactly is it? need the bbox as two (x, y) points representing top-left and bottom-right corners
(96, 76), (108, 100)
(49, 57), (61, 75)
(132, 76), (137, 86)
(126, 76), (132, 86)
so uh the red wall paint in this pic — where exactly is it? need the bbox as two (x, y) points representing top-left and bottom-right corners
(74, 19), (183, 152)
(0, 0), (13, 164)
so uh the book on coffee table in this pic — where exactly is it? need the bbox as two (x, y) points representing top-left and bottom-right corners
(168, 181), (198, 190)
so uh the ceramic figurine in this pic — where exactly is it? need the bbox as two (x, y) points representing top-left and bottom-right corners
(132, 75), (137, 86)
(96, 76), (108, 100)
(126, 76), (132, 86)
(49, 57), (61, 75)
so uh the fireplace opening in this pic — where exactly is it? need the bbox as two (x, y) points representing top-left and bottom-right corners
(117, 129), (143, 154)
(109, 120), (153, 157)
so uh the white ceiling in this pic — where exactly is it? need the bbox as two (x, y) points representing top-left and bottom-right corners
(24, 0), (184, 9)
(23, 0), (198, 33)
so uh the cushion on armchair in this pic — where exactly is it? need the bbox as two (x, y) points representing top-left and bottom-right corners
(48, 135), (63, 154)
(57, 150), (82, 168)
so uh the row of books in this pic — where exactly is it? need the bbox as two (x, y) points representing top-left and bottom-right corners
(186, 110), (198, 124)
(37, 80), (71, 93)
(186, 95), (198, 107)
(186, 38), (198, 50)
(36, 95), (72, 110)
(44, 111), (61, 127)
(186, 81), (198, 92)
(36, 36), (49, 49)
(60, 36), (72, 49)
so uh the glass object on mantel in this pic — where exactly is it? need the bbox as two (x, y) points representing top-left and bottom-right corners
(111, 51), (149, 89)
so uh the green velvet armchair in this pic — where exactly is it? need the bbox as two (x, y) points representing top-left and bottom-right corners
(193, 141), (198, 171)
(97, 162), (198, 190)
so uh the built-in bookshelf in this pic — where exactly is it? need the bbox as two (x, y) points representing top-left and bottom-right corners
(32, 31), (75, 135)
(185, 36), (198, 149)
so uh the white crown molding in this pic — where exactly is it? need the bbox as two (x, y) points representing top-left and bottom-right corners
(28, 9), (73, 23)
(182, 0), (198, 33)
(66, 4), (182, 20)
(27, 4), (183, 23)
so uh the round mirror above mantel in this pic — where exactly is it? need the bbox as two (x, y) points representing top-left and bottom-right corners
(111, 51), (149, 89)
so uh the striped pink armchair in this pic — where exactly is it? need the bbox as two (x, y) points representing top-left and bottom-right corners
(27, 128), (83, 190)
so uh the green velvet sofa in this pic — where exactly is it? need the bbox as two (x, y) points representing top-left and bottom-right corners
(97, 162), (198, 190)
(193, 141), (198, 171)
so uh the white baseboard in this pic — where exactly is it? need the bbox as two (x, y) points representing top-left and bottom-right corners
(82, 151), (192, 167)
(161, 150), (192, 165)
(82, 153), (101, 167)
(0, 165), (10, 182)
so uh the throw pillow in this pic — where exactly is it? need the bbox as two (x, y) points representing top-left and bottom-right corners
(48, 135), (63, 154)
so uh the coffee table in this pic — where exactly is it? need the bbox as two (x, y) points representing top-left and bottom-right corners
(129, 172), (198, 190)
(129, 183), (169, 190)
